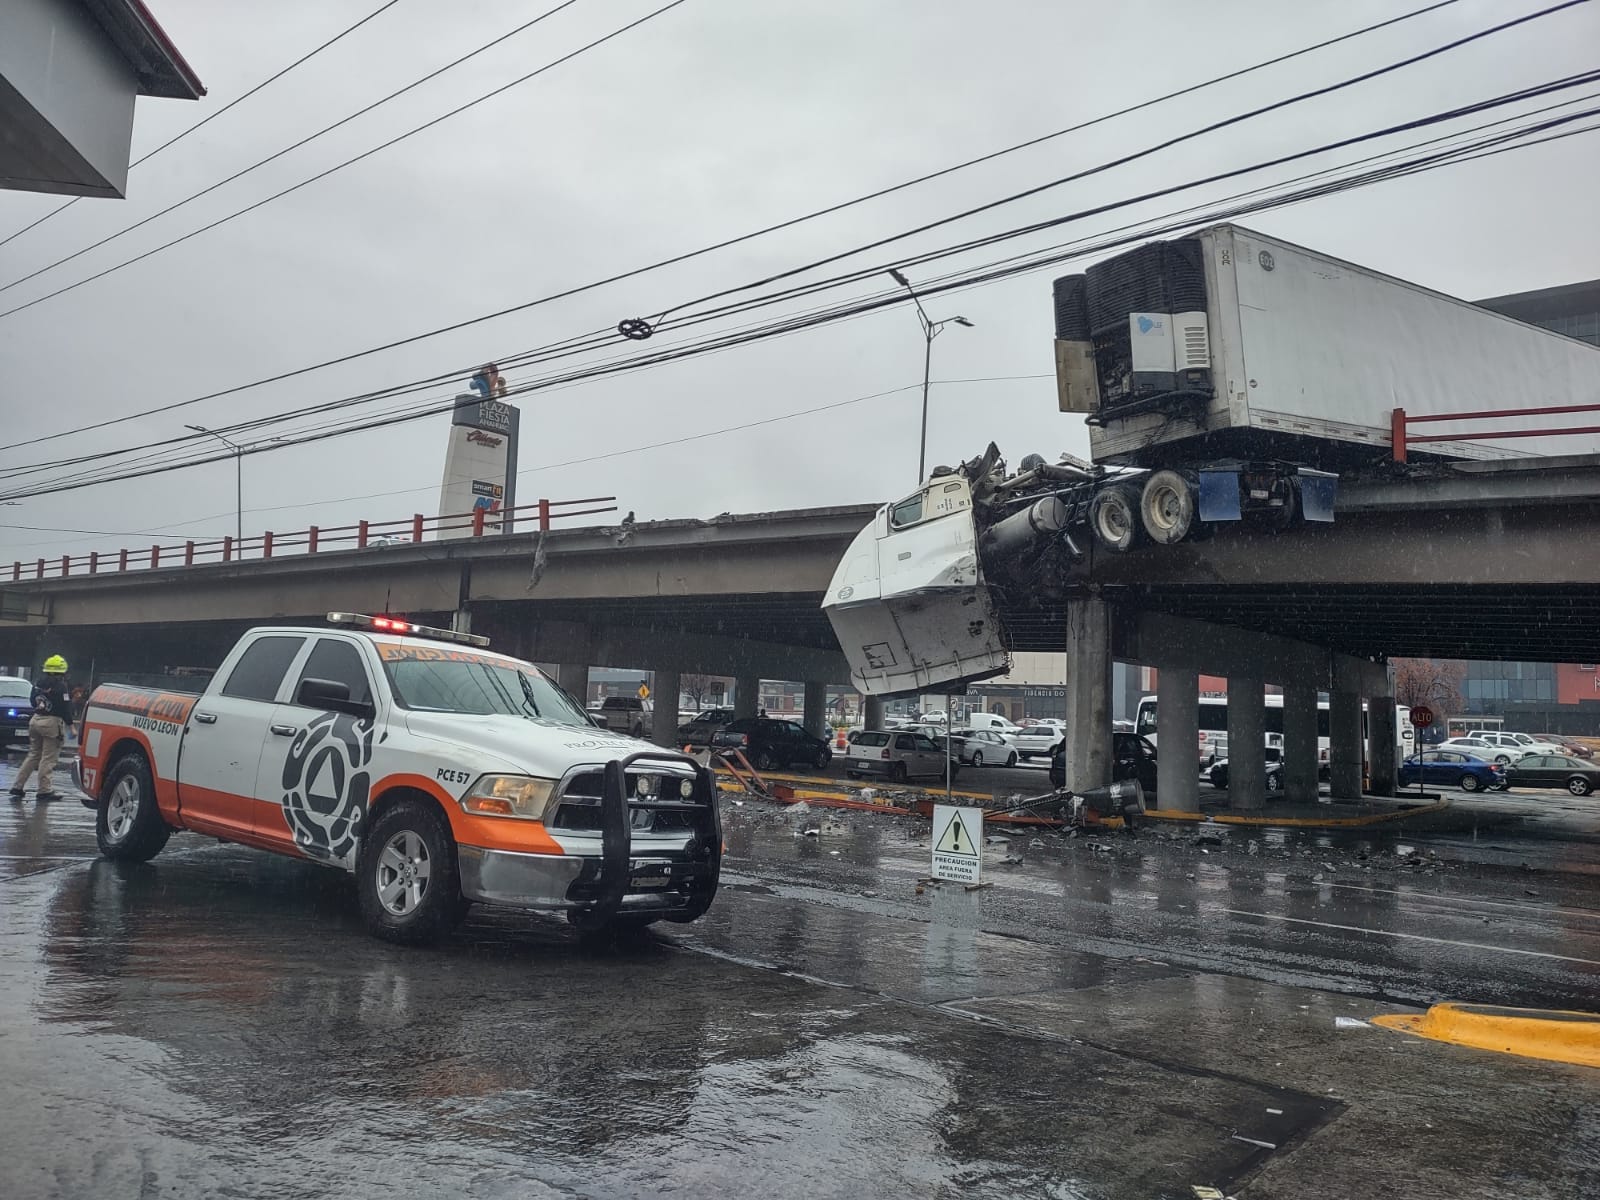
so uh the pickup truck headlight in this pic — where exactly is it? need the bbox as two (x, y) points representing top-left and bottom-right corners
(460, 775), (559, 821)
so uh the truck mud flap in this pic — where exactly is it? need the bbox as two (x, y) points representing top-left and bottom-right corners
(589, 752), (723, 924)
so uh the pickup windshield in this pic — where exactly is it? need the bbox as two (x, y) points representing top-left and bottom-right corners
(383, 658), (588, 725)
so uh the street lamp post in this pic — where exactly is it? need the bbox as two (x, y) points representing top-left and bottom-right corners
(890, 268), (973, 484)
(186, 423), (242, 544)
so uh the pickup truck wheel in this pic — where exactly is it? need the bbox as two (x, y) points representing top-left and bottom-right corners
(1089, 484), (1144, 552)
(357, 800), (462, 945)
(96, 755), (171, 862)
(1140, 470), (1196, 545)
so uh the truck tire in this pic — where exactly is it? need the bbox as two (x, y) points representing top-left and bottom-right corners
(1089, 484), (1144, 552)
(96, 754), (172, 862)
(1140, 470), (1196, 544)
(357, 798), (463, 945)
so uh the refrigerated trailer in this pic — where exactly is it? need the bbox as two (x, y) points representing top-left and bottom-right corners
(824, 223), (1600, 696)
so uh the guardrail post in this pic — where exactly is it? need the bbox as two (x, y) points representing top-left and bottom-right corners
(185, 541), (196, 567)
(35, 558), (44, 580)
(539, 498), (551, 532)
(412, 513), (424, 543)
(222, 536), (233, 563)
(1391, 407), (1407, 463)
(118, 549), (129, 572)
(358, 520), (369, 549)
(471, 507), (485, 537)
(60, 555), (70, 577)
(88, 552), (98, 575)
(150, 545), (161, 569)
(262, 531), (273, 559)
(308, 526), (319, 554)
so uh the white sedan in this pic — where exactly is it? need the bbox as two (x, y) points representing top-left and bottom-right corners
(1009, 726), (1064, 761)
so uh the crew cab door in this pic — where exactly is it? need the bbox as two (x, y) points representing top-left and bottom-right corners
(178, 634), (309, 844)
(256, 634), (382, 864)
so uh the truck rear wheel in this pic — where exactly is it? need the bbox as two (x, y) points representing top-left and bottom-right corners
(1089, 484), (1144, 552)
(96, 754), (172, 862)
(357, 799), (463, 945)
(1140, 471), (1196, 544)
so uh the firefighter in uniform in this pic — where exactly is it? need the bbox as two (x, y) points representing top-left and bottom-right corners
(10, 655), (73, 802)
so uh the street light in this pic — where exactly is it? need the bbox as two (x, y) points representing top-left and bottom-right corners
(889, 268), (974, 484)
(186, 423), (243, 544)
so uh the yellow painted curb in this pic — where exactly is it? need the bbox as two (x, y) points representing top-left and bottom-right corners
(1373, 1003), (1600, 1068)
(1143, 798), (1452, 829)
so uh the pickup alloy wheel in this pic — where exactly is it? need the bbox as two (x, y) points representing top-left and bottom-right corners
(96, 754), (172, 862)
(358, 799), (463, 945)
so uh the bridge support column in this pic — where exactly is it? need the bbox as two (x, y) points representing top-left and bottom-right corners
(1063, 598), (1112, 792)
(802, 681), (828, 739)
(863, 694), (885, 731)
(734, 676), (759, 719)
(1227, 676), (1266, 811)
(1283, 684), (1320, 805)
(1368, 691), (1398, 797)
(1329, 690), (1364, 800)
(558, 663), (590, 707)
(651, 668), (681, 748)
(1154, 666), (1199, 812)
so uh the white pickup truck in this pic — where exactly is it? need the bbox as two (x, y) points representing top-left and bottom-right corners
(73, 613), (722, 944)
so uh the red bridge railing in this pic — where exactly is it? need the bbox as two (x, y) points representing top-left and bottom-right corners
(1391, 404), (1600, 463)
(9, 496), (617, 582)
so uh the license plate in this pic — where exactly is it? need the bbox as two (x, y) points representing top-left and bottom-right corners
(630, 863), (673, 890)
(851, 760), (873, 771)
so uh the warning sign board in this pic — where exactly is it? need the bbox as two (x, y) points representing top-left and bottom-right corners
(931, 804), (983, 884)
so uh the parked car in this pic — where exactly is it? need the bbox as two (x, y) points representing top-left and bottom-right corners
(950, 727), (1019, 767)
(712, 717), (831, 771)
(1398, 750), (1507, 792)
(843, 729), (959, 783)
(1437, 736), (1523, 765)
(0, 675), (32, 748)
(1463, 730), (1564, 758)
(598, 695), (651, 738)
(1010, 726), (1063, 761)
(1534, 735), (1595, 759)
(1049, 732), (1157, 796)
(678, 708), (735, 744)
(964, 713), (1023, 737)
(1207, 757), (1284, 795)
(1503, 753), (1600, 796)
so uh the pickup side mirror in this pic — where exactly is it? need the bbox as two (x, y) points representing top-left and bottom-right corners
(296, 677), (372, 718)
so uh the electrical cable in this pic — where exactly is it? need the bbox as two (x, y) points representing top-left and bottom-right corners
(0, 0), (405, 250)
(0, 0), (1483, 453)
(0, 0), (584, 292)
(0, 0), (692, 322)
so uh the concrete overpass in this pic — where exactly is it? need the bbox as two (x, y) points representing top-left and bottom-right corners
(3, 454), (1597, 807)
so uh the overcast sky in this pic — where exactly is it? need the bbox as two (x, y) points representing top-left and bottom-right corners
(1, 0), (1596, 564)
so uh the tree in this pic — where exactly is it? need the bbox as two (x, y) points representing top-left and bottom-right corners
(681, 673), (723, 709)
(1392, 658), (1466, 714)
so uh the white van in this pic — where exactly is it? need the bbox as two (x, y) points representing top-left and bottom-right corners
(964, 713), (1022, 736)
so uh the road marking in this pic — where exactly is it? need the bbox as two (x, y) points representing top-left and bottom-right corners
(1220, 908), (1600, 966)
(1327, 881), (1600, 922)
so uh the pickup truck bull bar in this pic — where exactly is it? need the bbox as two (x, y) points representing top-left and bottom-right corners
(575, 751), (723, 927)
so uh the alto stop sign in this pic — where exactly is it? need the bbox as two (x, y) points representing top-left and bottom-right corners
(1410, 705), (1435, 729)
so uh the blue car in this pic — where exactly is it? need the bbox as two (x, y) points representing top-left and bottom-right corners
(1398, 749), (1507, 792)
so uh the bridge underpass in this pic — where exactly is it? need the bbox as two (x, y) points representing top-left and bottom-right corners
(1, 455), (1596, 807)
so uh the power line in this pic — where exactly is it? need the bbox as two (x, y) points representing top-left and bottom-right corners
(4, 76), (1594, 503)
(0, 0), (585, 294)
(0, 0), (1477, 454)
(0, 0), (692, 322)
(654, 0), (1594, 321)
(0, 0), (405, 250)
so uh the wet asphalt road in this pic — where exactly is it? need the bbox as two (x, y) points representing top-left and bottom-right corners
(2, 776), (1597, 1199)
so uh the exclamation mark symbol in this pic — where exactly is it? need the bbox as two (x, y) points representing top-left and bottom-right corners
(950, 819), (961, 853)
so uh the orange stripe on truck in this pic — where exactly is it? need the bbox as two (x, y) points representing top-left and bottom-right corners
(371, 773), (564, 855)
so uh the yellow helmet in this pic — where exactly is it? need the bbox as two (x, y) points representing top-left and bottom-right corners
(42, 655), (68, 675)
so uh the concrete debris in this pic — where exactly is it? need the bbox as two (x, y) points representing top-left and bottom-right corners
(800, 827), (821, 838)
(1194, 820), (1226, 845)
(985, 835), (1009, 845)
(1191, 1187), (1230, 1200)
(828, 850), (840, 856)
(1001, 855), (1024, 865)
(1029, 838), (1046, 848)
(1334, 1016), (1369, 1029)
(1395, 844), (1415, 857)
(858, 788), (876, 803)
(863, 890), (879, 898)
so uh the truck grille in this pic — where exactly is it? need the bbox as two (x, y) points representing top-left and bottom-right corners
(550, 761), (703, 833)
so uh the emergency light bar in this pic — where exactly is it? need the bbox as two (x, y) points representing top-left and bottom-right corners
(326, 612), (491, 648)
